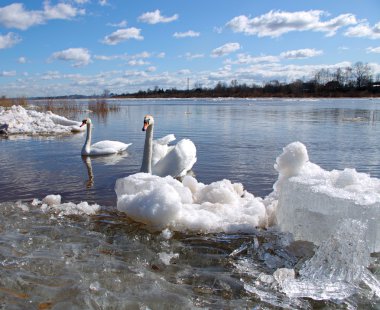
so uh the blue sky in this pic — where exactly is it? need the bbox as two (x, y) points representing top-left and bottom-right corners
(0, 0), (379, 97)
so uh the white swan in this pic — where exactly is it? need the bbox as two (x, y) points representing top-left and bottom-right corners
(140, 114), (197, 178)
(80, 118), (131, 156)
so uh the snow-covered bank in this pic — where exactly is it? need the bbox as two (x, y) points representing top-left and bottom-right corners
(0, 105), (84, 135)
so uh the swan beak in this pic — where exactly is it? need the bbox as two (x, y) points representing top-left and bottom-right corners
(80, 122), (85, 127)
(142, 122), (149, 131)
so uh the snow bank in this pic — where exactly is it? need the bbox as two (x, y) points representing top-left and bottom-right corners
(0, 105), (84, 135)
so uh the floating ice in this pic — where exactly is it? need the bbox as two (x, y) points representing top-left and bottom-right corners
(274, 141), (380, 252)
(39, 194), (101, 216)
(0, 105), (84, 135)
(115, 173), (267, 233)
(277, 219), (380, 300)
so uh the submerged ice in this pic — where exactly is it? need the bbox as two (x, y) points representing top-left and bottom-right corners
(276, 219), (380, 300)
(0, 105), (84, 135)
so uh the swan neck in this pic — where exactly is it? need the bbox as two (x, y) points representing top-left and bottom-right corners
(82, 122), (92, 155)
(141, 124), (153, 173)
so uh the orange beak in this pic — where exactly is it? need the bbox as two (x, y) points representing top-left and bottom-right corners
(142, 121), (149, 131)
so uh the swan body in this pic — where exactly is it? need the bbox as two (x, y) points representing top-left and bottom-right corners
(80, 118), (131, 156)
(140, 115), (197, 178)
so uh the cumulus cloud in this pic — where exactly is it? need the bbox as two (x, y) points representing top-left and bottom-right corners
(50, 48), (91, 67)
(128, 59), (150, 66)
(225, 54), (280, 65)
(173, 30), (200, 38)
(0, 70), (16, 77)
(102, 27), (143, 45)
(138, 9), (178, 24)
(108, 20), (127, 27)
(18, 56), (27, 63)
(211, 42), (241, 57)
(345, 22), (380, 39)
(0, 2), (85, 30)
(226, 10), (357, 37)
(0, 32), (21, 49)
(280, 48), (323, 59)
(367, 46), (380, 53)
(182, 52), (205, 60)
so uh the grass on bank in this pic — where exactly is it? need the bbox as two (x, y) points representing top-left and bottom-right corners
(1, 97), (121, 119)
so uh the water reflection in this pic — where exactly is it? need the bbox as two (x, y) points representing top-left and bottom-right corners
(82, 156), (94, 188)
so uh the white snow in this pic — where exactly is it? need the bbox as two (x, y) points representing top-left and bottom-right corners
(0, 105), (84, 135)
(115, 173), (267, 233)
(39, 194), (100, 216)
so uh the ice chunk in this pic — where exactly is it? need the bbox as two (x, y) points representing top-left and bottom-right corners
(115, 173), (268, 232)
(40, 194), (100, 215)
(277, 219), (379, 300)
(274, 142), (380, 252)
(0, 105), (84, 135)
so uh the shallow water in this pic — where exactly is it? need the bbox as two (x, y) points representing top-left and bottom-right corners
(1, 98), (380, 308)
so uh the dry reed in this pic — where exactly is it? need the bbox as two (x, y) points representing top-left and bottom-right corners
(0, 97), (29, 108)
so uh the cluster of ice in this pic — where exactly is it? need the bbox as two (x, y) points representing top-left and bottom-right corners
(115, 173), (267, 232)
(0, 105), (84, 135)
(31, 194), (101, 216)
(276, 219), (380, 300)
(274, 142), (380, 252)
(114, 140), (380, 253)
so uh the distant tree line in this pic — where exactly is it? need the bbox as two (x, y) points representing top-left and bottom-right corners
(113, 62), (380, 98)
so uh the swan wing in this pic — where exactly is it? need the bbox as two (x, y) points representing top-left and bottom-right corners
(152, 138), (197, 178)
(154, 134), (176, 145)
(90, 140), (132, 155)
(151, 134), (176, 166)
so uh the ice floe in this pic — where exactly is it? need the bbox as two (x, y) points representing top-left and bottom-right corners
(0, 105), (84, 135)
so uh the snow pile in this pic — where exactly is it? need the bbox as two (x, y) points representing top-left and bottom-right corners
(115, 173), (267, 232)
(274, 142), (380, 252)
(0, 105), (84, 135)
(32, 194), (101, 216)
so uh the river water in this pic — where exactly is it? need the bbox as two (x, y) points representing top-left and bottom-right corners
(0, 98), (379, 309)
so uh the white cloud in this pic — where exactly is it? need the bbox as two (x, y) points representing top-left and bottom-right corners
(280, 48), (323, 59)
(157, 52), (165, 58)
(0, 70), (16, 77)
(367, 46), (380, 53)
(0, 2), (85, 30)
(108, 20), (127, 27)
(182, 52), (204, 60)
(0, 32), (21, 49)
(138, 9), (178, 24)
(50, 48), (91, 67)
(226, 53), (279, 65)
(18, 56), (27, 63)
(173, 30), (200, 38)
(345, 22), (380, 39)
(146, 66), (156, 72)
(211, 42), (241, 57)
(226, 10), (357, 38)
(99, 0), (109, 6)
(128, 59), (150, 66)
(102, 27), (143, 45)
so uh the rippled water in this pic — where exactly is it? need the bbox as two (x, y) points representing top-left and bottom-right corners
(1, 98), (380, 308)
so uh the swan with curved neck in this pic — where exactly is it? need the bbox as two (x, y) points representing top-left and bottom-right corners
(80, 118), (131, 156)
(140, 114), (196, 178)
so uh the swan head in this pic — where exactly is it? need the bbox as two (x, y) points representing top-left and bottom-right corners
(80, 118), (92, 127)
(142, 115), (154, 131)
